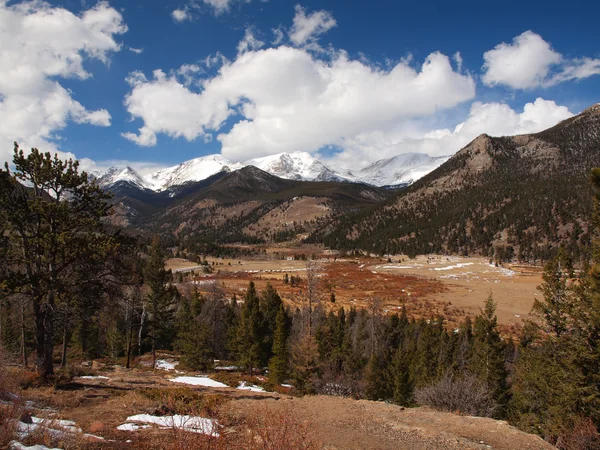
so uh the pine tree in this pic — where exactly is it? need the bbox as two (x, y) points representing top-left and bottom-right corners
(236, 281), (264, 374)
(470, 294), (508, 414)
(0, 146), (120, 375)
(144, 238), (176, 369)
(261, 283), (283, 361)
(268, 304), (289, 384)
(533, 251), (572, 337)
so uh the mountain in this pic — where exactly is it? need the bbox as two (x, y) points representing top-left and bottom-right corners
(319, 103), (600, 261)
(104, 164), (391, 246)
(95, 151), (447, 192)
(246, 152), (345, 182)
(344, 153), (450, 187)
(93, 166), (147, 190)
(144, 154), (244, 191)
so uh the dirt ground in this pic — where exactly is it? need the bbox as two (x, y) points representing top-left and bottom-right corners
(167, 254), (542, 329)
(8, 364), (553, 450)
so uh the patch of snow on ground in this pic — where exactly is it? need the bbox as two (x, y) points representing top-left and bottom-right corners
(237, 381), (265, 392)
(433, 263), (474, 271)
(214, 365), (238, 371)
(9, 442), (62, 450)
(375, 265), (413, 269)
(155, 360), (178, 371)
(117, 423), (151, 431)
(121, 414), (219, 436)
(78, 376), (109, 380)
(16, 417), (82, 440)
(281, 384), (293, 388)
(169, 376), (228, 388)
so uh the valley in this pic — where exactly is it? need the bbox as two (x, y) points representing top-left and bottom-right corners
(166, 251), (541, 331)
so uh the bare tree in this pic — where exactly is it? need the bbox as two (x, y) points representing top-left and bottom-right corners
(305, 260), (321, 336)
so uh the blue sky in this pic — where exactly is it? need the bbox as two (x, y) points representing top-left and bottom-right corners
(1, 0), (599, 173)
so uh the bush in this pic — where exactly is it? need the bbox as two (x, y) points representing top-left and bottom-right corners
(414, 372), (498, 417)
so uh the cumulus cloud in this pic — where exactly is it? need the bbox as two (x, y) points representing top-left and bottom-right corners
(482, 31), (600, 89)
(122, 47), (476, 159)
(289, 5), (336, 47)
(327, 98), (573, 169)
(0, 0), (127, 165)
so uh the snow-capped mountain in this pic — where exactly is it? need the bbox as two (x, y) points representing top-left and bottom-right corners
(246, 152), (344, 182)
(95, 151), (448, 192)
(93, 166), (148, 190)
(144, 154), (244, 191)
(346, 153), (450, 187)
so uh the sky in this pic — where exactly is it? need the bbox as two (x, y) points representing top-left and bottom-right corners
(1, 0), (599, 174)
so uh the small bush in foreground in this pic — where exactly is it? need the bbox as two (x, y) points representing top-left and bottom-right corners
(414, 372), (498, 418)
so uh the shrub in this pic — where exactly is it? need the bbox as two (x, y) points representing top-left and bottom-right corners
(414, 372), (498, 417)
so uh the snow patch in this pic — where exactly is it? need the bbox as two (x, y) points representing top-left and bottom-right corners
(433, 263), (474, 271)
(155, 360), (178, 371)
(169, 376), (228, 388)
(78, 376), (109, 380)
(9, 442), (62, 450)
(237, 381), (265, 392)
(119, 414), (219, 436)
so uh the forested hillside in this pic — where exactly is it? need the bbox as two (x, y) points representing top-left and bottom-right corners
(318, 104), (600, 263)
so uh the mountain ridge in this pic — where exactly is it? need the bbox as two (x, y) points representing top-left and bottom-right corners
(94, 151), (449, 191)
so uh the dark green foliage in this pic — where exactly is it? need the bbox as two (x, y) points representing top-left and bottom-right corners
(268, 304), (290, 384)
(0, 145), (124, 375)
(144, 238), (178, 367)
(235, 282), (266, 374)
(469, 295), (508, 414)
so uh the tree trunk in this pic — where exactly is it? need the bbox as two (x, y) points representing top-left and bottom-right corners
(21, 300), (27, 368)
(138, 303), (146, 358)
(33, 301), (46, 374)
(43, 304), (54, 376)
(61, 322), (68, 368)
(60, 306), (69, 368)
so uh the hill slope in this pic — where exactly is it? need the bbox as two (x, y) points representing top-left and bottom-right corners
(320, 103), (600, 261)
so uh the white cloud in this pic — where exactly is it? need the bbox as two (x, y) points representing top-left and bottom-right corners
(289, 5), (336, 47)
(482, 31), (600, 89)
(173, 0), (253, 19)
(171, 8), (190, 22)
(548, 57), (600, 86)
(327, 98), (573, 169)
(482, 31), (561, 89)
(122, 47), (475, 159)
(129, 47), (144, 54)
(237, 28), (264, 55)
(0, 0), (127, 165)
(272, 26), (285, 46)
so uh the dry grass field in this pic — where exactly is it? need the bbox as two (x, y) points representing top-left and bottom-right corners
(166, 252), (543, 331)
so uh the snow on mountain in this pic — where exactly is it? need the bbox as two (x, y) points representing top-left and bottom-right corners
(144, 154), (244, 191)
(246, 152), (344, 182)
(96, 151), (448, 192)
(94, 166), (148, 190)
(347, 153), (450, 187)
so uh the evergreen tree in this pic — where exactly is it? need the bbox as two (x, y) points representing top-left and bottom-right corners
(144, 238), (176, 369)
(0, 146), (120, 375)
(470, 294), (508, 414)
(533, 251), (572, 337)
(261, 283), (283, 361)
(236, 281), (264, 374)
(268, 304), (289, 384)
